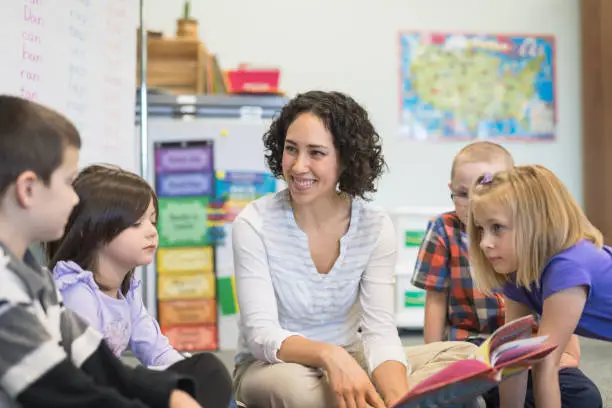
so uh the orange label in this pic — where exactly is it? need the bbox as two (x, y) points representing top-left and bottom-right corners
(158, 299), (217, 326)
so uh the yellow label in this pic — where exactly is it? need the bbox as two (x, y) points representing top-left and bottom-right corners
(157, 247), (213, 274)
(158, 272), (216, 300)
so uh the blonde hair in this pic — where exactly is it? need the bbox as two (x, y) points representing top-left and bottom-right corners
(467, 164), (603, 295)
(451, 141), (514, 180)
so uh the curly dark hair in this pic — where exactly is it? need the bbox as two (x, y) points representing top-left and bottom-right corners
(263, 90), (387, 200)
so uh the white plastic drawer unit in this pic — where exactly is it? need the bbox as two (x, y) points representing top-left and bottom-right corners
(388, 206), (450, 329)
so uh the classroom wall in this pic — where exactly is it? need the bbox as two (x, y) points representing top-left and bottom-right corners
(144, 0), (582, 210)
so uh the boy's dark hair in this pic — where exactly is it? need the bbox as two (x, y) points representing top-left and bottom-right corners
(0, 95), (81, 198)
(45, 165), (158, 296)
(263, 90), (387, 200)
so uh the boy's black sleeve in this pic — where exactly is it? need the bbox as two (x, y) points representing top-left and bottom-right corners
(0, 302), (195, 408)
(79, 336), (196, 407)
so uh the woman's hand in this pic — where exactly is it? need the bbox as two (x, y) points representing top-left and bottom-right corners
(169, 389), (202, 408)
(322, 346), (385, 408)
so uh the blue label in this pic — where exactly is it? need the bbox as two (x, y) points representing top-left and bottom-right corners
(215, 171), (277, 200)
(156, 173), (214, 197)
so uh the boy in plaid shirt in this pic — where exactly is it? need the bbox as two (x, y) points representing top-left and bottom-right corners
(412, 141), (601, 407)
(412, 141), (510, 344)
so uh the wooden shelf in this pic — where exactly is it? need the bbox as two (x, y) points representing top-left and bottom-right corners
(137, 37), (206, 94)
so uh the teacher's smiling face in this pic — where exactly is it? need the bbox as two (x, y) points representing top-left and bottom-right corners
(281, 112), (341, 205)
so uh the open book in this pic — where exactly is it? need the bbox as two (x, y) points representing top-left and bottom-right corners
(393, 315), (557, 408)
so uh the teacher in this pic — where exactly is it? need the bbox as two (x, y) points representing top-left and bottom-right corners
(231, 91), (476, 408)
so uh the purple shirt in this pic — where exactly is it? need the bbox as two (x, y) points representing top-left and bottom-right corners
(504, 240), (612, 341)
(53, 260), (184, 367)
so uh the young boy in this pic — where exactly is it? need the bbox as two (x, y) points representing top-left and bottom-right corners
(0, 95), (200, 408)
(411, 141), (601, 407)
(412, 141), (511, 344)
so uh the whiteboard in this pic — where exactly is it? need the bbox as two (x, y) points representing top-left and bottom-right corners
(0, 0), (139, 172)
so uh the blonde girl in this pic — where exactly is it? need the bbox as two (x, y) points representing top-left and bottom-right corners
(467, 164), (607, 408)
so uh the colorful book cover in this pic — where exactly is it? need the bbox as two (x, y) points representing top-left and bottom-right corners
(393, 315), (557, 407)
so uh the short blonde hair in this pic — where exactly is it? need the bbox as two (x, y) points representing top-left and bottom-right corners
(451, 141), (515, 180)
(467, 164), (603, 295)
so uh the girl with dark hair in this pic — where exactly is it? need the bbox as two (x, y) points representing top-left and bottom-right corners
(46, 164), (234, 408)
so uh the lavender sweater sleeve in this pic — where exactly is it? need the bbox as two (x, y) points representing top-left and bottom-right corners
(54, 261), (184, 367)
(127, 286), (184, 367)
(60, 283), (105, 332)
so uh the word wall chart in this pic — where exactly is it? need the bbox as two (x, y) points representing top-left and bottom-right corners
(153, 140), (278, 351)
(0, 0), (138, 171)
(155, 141), (218, 351)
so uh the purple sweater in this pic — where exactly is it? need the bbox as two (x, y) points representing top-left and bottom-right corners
(53, 261), (184, 368)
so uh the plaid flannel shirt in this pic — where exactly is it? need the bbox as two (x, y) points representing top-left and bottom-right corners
(411, 211), (505, 341)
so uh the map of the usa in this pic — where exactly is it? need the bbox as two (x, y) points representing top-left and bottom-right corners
(399, 32), (556, 141)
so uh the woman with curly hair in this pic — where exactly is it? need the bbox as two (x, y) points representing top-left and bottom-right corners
(231, 91), (480, 408)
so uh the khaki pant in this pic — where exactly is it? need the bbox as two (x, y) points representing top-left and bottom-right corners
(233, 341), (478, 408)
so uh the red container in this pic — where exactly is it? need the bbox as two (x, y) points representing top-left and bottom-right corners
(161, 324), (218, 351)
(226, 64), (280, 93)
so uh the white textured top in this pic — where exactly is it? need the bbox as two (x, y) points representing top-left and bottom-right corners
(232, 189), (408, 374)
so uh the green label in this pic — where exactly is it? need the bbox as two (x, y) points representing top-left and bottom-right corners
(158, 197), (209, 247)
(217, 276), (238, 316)
(405, 230), (425, 247)
(404, 291), (426, 308)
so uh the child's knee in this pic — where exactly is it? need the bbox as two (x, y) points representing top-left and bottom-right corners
(560, 368), (602, 408)
(569, 380), (602, 407)
(580, 386), (603, 408)
(186, 353), (231, 378)
(197, 353), (228, 370)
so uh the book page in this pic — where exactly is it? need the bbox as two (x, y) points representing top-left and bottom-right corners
(491, 335), (549, 366)
(470, 336), (493, 366)
(488, 315), (535, 357)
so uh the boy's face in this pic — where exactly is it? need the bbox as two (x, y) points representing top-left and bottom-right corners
(18, 146), (80, 242)
(450, 160), (509, 225)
